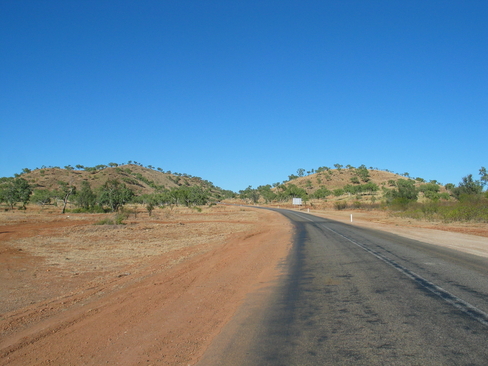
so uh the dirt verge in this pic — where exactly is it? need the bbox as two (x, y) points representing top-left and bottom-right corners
(0, 205), (292, 365)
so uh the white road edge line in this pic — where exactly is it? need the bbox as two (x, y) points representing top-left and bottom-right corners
(293, 211), (488, 327)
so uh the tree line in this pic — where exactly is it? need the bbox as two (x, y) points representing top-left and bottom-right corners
(0, 178), (225, 213)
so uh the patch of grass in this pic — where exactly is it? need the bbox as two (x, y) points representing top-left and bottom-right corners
(94, 212), (129, 225)
(392, 196), (488, 223)
(94, 218), (116, 225)
(67, 206), (107, 214)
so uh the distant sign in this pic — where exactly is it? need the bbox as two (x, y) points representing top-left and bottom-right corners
(292, 198), (302, 205)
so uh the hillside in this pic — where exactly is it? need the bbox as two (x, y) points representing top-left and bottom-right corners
(16, 164), (221, 195)
(285, 168), (412, 191)
(269, 167), (448, 205)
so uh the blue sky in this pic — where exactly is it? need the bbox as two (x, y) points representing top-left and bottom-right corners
(1, 1), (487, 192)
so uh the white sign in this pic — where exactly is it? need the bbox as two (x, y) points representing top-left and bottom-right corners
(292, 198), (302, 205)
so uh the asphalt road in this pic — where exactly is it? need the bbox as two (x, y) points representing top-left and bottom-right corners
(198, 209), (488, 366)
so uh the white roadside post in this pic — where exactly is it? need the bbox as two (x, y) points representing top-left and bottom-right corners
(351, 214), (353, 223)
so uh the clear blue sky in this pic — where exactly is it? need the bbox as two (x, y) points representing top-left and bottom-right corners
(1, 1), (487, 192)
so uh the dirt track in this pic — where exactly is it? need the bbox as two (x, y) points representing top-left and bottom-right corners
(1, 205), (487, 365)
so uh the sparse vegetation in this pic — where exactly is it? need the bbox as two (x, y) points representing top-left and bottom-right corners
(2, 163), (487, 224)
(350, 176), (360, 184)
(95, 212), (128, 225)
(6, 178), (32, 209)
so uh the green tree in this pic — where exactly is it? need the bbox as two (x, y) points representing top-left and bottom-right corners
(418, 183), (440, 194)
(98, 179), (134, 212)
(17, 178), (32, 209)
(153, 190), (178, 210)
(333, 188), (345, 196)
(334, 163), (343, 171)
(297, 168), (305, 177)
(56, 181), (76, 214)
(312, 187), (331, 199)
(257, 185), (276, 203)
(452, 174), (483, 199)
(356, 165), (370, 182)
(1, 178), (32, 209)
(174, 186), (210, 207)
(275, 184), (307, 202)
(316, 166), (330, 173)
(76, 181), (96, 210)
(362, 182), (379, 194)
(31, 189), (54, 207)
(480, 167), (488, 188)
(445, 183), (455, 191)
(239, 186), (260, 204)
(386, 179), (417, 207)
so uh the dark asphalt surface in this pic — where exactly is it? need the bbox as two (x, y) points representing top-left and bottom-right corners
(198, 209), (488, 365)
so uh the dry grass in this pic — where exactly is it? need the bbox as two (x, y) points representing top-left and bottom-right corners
(0, 204), (260, 313)
(5, 205), (257, 272)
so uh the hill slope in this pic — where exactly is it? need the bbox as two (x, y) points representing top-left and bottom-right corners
(18, 164), (221, 195)
(273, 167), (447, 204)
(284, 168), (406, 191)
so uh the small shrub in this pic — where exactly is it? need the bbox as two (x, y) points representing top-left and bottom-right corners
(334, 201), (347, 210)
(333, 188), (345, 197)
(146, 203), (155, 216)
(95, 218), (115, 225)
(114, 212), (128, 225)
(95, 212), (128, 225)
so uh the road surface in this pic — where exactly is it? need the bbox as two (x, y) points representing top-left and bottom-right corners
(199, 209), (488, 365)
